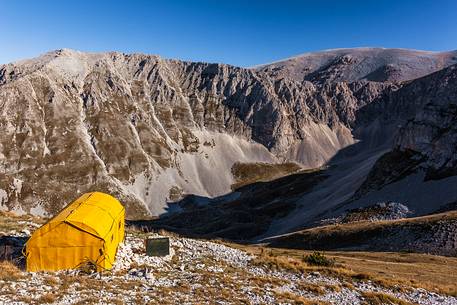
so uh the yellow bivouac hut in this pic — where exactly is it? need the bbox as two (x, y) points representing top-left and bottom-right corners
(25, 192), (125, 272)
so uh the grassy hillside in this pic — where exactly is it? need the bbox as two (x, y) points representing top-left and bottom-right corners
(231, 162), (304, 190)
(232, 244), (457, 296)
(268, 211), (457, 256)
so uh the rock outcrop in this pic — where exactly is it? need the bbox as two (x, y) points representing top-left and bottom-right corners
(353, 63), (457, 196)
(395, 65), (457, 179)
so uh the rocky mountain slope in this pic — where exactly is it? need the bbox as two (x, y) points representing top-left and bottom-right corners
(149, 62), (457, 241)
(0, 48), (456, 230)
(0, 48), (388, 217)
(330, 63), (457, 217)
(269, 211), (457, 257)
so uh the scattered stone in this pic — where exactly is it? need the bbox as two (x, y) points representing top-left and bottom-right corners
(0, 219), (456, 305)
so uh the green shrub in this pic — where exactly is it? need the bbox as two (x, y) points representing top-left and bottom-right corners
(303, 252), (335, 267)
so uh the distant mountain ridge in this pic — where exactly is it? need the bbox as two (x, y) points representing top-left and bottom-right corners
(256, 47), (457, 83)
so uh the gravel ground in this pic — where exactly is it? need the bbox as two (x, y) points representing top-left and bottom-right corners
(0, 227), (456, 304)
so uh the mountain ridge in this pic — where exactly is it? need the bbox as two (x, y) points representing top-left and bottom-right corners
(256, 47), (457, 83)
(0, 48), (456, 238)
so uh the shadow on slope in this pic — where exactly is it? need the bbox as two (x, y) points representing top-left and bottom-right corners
(128, 169), (328, 242)
(129, 135), (389, 242)
(0, 236), (27, 269)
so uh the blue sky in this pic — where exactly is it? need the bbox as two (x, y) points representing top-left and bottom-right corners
(1, 0), (456, 67)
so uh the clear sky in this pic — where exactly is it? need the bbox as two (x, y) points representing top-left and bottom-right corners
(1, 0), (456, 67)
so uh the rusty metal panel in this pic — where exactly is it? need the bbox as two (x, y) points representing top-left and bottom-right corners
(145, 237), (170, 257)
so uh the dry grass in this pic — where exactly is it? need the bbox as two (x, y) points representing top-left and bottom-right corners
(252, 249), (310, 273)
(248, 274), (289, 287)
(360, 291), (415, 305)
(301, 210), (457, 236)
(0, 261), (24, 280)
(156, 229), (180, 238)
(108, 299), (125, 305)
(274, 290), (328, 305)
(232, 243), (457, 296)
(270, 211), (457, 254)
(73, 296), (101, 305)
(0, 210), (19, 218)
(230, 162), (303, 189)
(16, 296), (34, 304)
(36, 293), (57, 304)
(342, 281), (355, 290)
(295, 282), (326, 295)
(0, 211), (45, 232)
(328, 251), (457, 295)
(59, 273), (111, 293)
(43, 275), (59, 287)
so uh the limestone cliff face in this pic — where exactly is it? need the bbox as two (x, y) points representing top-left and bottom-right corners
(352, 63), (457, 198)
(395, 64), (457, 179)
(150, 58), (457, 238)
(0, 48), (455, 218)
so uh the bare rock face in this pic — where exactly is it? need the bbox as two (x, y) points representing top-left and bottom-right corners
(395, 64), (457, 179)
(151, 59), (457, 239)
(0, 48), (456, 219)
(0, 49), (391, 217)
(352, 64), (457, 197)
